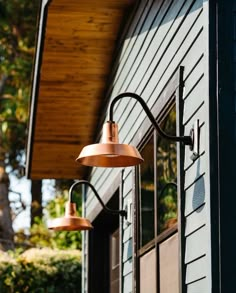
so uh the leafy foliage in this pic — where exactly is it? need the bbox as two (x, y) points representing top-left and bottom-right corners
(156, 109), (177, 232)
(0, 0), (83, 252)
(140, 108), (177, 246)
(0, 0), (39, 175)
(0, 248), (81, 293)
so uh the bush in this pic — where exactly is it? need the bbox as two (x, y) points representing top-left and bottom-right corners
(0, 248), (81, 293)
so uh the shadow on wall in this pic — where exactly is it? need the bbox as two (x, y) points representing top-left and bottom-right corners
(192, 158), (205, 213)
(127, 238), (133, 260)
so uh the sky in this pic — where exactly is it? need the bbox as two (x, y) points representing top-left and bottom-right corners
(9, 174), (31, 231)
(9, 175), (55, 232)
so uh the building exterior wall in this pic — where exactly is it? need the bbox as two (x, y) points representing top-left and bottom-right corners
(83, 0), (212, 292)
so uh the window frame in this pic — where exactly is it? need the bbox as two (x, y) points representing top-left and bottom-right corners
(136, 104), (178, 293)
(137, 106), (178, 254)
(132, 66), (185, 293)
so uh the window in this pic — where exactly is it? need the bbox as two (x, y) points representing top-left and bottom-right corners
(139, 134), (155, 247)
(137, 106), (179, 293)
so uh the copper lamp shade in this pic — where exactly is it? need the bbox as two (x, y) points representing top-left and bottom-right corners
(48, 202), (93, 231)
(76, 121), (144, 167)
(48, 180), (126, 231)
(77, 92), (194, 168)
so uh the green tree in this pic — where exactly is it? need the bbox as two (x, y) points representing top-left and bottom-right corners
(15, 180), (82, 251)
(0, 1), (82, 252)
(0, 0), (39, 249)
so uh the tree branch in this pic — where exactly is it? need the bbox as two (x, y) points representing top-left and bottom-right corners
(0, 75), (8, 96)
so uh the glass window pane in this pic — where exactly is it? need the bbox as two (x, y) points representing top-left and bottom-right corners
(140, 134), (155, 247)
(156, 108), (177, 234)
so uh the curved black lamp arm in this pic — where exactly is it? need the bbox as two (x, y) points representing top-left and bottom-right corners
(159, 182), (177, 198)
(69, 180), (127, 218)
(109, 92), (193, 146)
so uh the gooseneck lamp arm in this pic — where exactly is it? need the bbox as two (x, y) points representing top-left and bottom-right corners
(109, 92), (193, 147)
(69, 180), (127, 218)
(159, 182), (177, 197)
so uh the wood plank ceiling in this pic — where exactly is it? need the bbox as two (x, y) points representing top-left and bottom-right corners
(26, 0), (135, 179)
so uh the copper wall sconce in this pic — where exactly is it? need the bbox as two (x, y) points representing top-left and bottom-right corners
(48, 180), (127, 231)
(77, 92), (197, 167)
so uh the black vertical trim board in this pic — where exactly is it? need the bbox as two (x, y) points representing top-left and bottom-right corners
(208, 1), (220, 292)
(211, 0), (236, 292)
(119, 169), (124, 293)
(176, 66), (186, 293)
(133, 167), (139, 293)
(154, 131), (160, 293)
(134, 165), (141, 293)
(218, 0), (236, 291)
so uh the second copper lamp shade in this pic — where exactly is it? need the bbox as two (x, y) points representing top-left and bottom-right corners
(77, 121), (144, 167)
(48, 180), (127, 231)
(48, 201), (93, 231)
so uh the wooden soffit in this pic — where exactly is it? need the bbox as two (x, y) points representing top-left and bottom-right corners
(26, 0), (135, 179)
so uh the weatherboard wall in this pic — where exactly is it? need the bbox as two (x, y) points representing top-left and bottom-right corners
(83, 0), (211, 292)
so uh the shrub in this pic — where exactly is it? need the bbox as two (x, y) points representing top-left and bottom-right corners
(0, 248), (81, 293)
